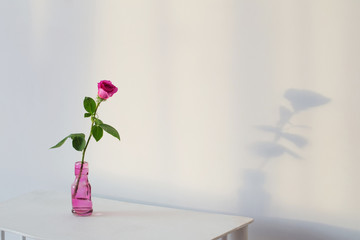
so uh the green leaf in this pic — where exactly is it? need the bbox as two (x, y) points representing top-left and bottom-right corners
(83, 97), (96, 114)
(94, 118), (103, 125)
(50, 133), (85, 150)
(72, 135), (86, 151)
(84, 113), (91, 118)
(99, 123), (120, 140)
(50, 135), (70, 149)
(92, 125), (103, 142)
(70, 133), (85, 139)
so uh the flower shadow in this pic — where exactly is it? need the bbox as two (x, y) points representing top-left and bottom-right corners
(251, 88), (331, 165)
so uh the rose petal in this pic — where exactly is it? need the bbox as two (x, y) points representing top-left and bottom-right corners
(98, 88), (110, 99)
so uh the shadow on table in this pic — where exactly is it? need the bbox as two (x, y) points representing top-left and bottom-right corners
(92, 211), (125, 217)
(92, 211), (155, 218)
(92, 210), (177, 218)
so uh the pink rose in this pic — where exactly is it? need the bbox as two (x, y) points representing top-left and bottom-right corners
(97, 80), (118, 100)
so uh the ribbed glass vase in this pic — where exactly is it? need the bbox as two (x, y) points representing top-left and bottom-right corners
(71, 161), (93, 216)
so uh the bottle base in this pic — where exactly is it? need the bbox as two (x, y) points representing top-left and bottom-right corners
(72, 208), (93, 216)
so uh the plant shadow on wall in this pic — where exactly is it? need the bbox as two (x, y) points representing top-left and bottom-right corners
(252, 88), (331, 166)
(241, 89), (331, 218)
(241, 89), (360, 239)
(239, 89), (356, 240)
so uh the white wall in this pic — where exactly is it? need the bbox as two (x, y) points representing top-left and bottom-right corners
(0, 0), (359, 239)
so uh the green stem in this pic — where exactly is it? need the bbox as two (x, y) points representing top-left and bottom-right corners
(73, 100), (102, 198)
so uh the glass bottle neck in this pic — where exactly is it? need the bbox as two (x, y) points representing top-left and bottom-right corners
(74, 161), (89, 176)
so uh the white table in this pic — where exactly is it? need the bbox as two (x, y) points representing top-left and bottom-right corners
(0, 191), (253, 240)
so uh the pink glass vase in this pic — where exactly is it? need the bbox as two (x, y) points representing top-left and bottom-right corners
(71, 161), (93, 216)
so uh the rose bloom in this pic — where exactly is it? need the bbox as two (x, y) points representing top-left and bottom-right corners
(98, 80), (118, 100)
